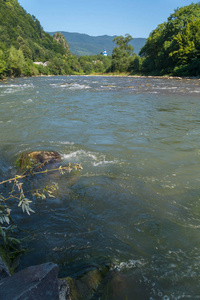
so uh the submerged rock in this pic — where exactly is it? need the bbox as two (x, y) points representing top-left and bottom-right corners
(19, 151), (62, 169)
(102, 272), (129, 299)
(67, 267), (109, 300)
(0, 262), (59, 300)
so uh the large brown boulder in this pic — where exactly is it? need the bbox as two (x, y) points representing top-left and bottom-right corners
(19, 151), (62, 169)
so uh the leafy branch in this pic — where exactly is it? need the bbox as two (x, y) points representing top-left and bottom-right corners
(0, 162), (83, 248)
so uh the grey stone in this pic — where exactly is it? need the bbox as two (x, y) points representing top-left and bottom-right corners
(58, 278), (71, 300)
(0, 256), (10, 280)
(0, 262), (59, 300)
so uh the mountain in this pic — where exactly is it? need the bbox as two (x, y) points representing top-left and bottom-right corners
(48, 32), (146, 56)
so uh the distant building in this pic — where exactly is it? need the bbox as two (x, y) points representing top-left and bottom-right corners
(102, 50), (108, 56)
(33, 61), (49, 67)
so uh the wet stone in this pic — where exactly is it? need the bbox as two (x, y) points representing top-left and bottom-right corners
(19, 151), (62, 169)
(0, 262), (59, 300)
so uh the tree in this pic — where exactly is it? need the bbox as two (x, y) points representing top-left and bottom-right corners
(129, 55), (142, 73)
(169, 19), (200, 65)
(111, 34), (134, 72)
(139, 3), (200, 75)
(7, 46), (27, 76)
(0, 50), (6, 78)
(32, 15), (43, 39)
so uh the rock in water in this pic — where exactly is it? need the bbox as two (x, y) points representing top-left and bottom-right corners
(19, 151), (62, 169)
(67, 267), (109, 300)
(0, 262), (59, 300)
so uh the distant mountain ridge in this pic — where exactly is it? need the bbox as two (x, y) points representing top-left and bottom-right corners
(48, 31), (146, 56)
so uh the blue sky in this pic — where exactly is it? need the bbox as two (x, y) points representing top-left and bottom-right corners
(18, 0), (199, 38)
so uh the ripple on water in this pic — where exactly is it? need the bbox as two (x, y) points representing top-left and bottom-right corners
(0, 83), (34, 94)
(1, 76), (200, 298)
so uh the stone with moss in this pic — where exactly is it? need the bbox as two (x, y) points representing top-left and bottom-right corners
(19, 151), (62, 170)
(67, 267), (109, 300)
(0, 245), (21, 275)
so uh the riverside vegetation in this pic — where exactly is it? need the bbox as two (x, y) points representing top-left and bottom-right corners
(0, 1), (200, 78)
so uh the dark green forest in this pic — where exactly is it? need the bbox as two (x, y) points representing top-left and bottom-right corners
(140, 2), (200, 76)
(0, 0), (200, 78)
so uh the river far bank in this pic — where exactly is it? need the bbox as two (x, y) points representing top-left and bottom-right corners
(1, 72), (200, 82)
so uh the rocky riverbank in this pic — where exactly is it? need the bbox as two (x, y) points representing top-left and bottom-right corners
(0, 258), (65, 300)
(0, 254), (111, 300)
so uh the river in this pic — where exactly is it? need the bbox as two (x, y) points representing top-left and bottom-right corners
(0, 75), (200, 299)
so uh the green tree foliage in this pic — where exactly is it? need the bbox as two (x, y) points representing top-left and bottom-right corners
(0, 50), (6, 78)
(78, 54), (111, 74)
(111, 34), (134, 72)
(7, 46), (26, 76)
(140, 3), (200, 76)
(129, 55), (143, 73)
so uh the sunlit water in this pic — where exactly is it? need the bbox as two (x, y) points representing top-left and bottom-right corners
(1, 75), (200, 299)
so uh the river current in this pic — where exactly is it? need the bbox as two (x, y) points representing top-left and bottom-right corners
(1, 75), (200, 299)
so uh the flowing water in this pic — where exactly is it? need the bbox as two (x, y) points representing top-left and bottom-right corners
(1, 75), (200, 299)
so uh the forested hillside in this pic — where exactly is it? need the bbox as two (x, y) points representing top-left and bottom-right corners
(140, 3), (200, 76)
(48, 31), (146, 56)
(0, 0), (70, 58)
(0, 0), (76, 77)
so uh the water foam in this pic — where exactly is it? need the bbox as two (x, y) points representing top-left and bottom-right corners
(50, 82), (91, 90)
(0, 83), (34, 94)
(62, 150), (98, 161)
(23, 99), (33, 103)
(113, 259), (147, 271)
(92, 158), (118, 166)
(189, 89), (200, 93)
(49, 140), (74, 145)
(62, 149), (118, 166)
